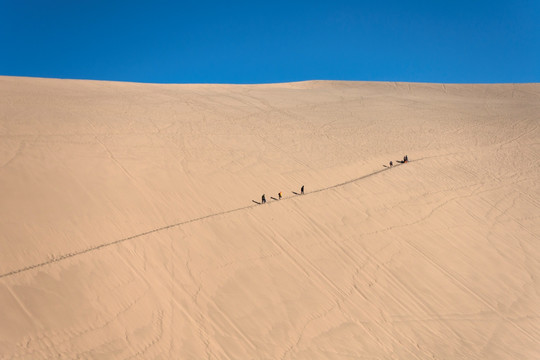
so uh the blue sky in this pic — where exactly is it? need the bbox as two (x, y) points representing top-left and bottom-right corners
(1, 0), (539, 84)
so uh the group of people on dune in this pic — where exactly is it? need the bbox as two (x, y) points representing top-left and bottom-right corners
(261, 185), (303, 204)
(389, 154), (408, 167)
(261, 155), (408, 205)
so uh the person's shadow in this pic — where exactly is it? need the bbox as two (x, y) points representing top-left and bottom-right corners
(292, 191), (300, 195)
(252, 200), (261, 205)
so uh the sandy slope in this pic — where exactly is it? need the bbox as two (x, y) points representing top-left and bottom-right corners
(0, 76), (539, 359)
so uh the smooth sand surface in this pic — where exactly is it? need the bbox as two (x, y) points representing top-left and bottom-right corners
(0, 76), (539, 359)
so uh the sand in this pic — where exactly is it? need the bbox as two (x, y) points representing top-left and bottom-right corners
(0, 76), (539, 359)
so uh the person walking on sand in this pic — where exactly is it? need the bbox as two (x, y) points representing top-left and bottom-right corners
(403, 155), (408, 163)
(389, 161), (393, 167)
(301, 185), (304, 195)
(278, 191), (282, 200)
(262, 194), (266, 204)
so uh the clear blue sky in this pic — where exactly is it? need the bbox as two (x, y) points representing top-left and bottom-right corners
(1, 0), (539, 84)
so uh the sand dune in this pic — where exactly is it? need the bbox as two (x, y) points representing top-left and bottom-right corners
(0, 76), (539, 359)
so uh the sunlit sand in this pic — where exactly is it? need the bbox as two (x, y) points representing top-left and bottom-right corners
(1, 76), (539, 359)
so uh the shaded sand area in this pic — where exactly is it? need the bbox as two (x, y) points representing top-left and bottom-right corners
(0, 76), (539, 359)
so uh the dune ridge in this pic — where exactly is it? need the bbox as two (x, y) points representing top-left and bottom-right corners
(0, 160), (410, 280)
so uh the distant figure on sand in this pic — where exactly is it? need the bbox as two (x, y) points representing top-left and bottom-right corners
(301, 185), (304, 195)
(278, 191), (282, 200)
(404, 155), (408, 163)
(389, 161), (393, 167)
(262, 194), (266, 204)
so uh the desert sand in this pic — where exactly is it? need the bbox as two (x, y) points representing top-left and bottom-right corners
(0, 76), (539, 359)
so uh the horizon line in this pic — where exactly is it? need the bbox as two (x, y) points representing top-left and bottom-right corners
(2, 74), (538, 86)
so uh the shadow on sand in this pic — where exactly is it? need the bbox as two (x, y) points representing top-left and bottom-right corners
(252, 200), (261, 205)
